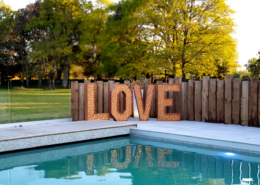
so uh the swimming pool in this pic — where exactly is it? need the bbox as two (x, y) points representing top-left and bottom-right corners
(0, 136), (259, 185)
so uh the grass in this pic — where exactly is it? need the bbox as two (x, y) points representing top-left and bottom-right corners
(0, 88), (71, 124)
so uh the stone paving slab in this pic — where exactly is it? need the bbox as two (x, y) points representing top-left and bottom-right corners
(0, 121), (137, 141)
(0, 120), (137, 153)
(127, 118), (260, 153)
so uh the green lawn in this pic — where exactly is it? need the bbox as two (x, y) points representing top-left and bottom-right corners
(0, 88), (71, 124)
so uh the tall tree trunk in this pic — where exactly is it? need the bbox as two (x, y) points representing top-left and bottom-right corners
(62, 55), (70, 88)
(38, 73), (42, 88)
(62, 65), (68, 88)
(26, 63), (30, 87)
(57, 68), (62, 80)
(182, 61), (186, 82)
(52, 79), (55, 90)
(21, 66), (24, 87)
(0, 71), (2, 85)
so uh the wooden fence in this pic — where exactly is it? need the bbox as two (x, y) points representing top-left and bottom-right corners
(71, 76), (260, 127)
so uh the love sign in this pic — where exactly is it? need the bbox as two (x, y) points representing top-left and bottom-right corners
(85, 83), (181, 121)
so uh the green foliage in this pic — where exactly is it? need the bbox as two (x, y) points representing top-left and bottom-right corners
(232, 70), (250, 78)
(244, 58), (260, 78)
(0, 1), (20, 82)
(99, 0), (239, 79)
(0, 0), (240, 82)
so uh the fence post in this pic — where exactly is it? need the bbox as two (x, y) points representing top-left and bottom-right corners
(233, 78), (241, 125)
(209, 79), (217, 122)
(104, 82), (109, 113)
(95, 82), (98, 113)
(202, 76), (209, 122)
(97, 81), (104, 113)
(195, 81), (202, 121)
(187, 80), (195, 120)
(71, 81), (79, 121)
(156, 81), (163, 117)
(78, 83), (85, 120)
(217, 80), (224, 123)
(168, 78), (174, 113)
(174, 77), (182, 114)
(124, 80), (131, 114)
(241, 81), (249, 126)
(250, 78), (258, 126)
(225, 75), (233, 124)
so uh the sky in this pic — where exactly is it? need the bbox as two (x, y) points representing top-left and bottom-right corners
(4, 0), (260, 70)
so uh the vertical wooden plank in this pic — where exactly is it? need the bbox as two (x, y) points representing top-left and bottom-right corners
(104, 82), (109, 113)
(181, 82), (188, 120)
(143, 79), (147, 104)
(202, 76), (209, 122)
(187, 80), (195, 120)
(124, 80), (131, 113)
(174, 77), (182, 114)
(144, 79), (151, 104)
(250, 78), (258, 127)
(71, 81), (79, 121)
(169, 78), (174, 113)
(225, 75), (233, 124)
(97, 81), (104, 113)
(209, 79), (217, 122)
(195, 81), (202, 121)
(155, 81), (163, 116)
(108, 80), (115, 91)
(84, 79), (91, 84)
(141, 82), (145, 93)
(108, 80), (115, 118)
(233, 78), (241, 125)
(217, 80), (224, 123)
(95, 82), (98, 113)
(124, 80), (131, 88)
(78, 83), (85, 120)
(259, 80), (260, 126)
(241, 81), (249, 126)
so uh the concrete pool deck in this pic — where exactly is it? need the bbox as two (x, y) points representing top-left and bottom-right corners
(128, 118), (260, 153)
(0, 120), (137, 153)
(0, 117), (260, 153)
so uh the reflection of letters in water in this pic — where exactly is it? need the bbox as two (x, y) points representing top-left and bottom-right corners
(157, 149), (180, 168)
(111, 146), (132, 169)
(145, 146), (154, 167)
(86, 146), (180, 172)
(87, 154), (94, 175)
(133, 145), (142, 168)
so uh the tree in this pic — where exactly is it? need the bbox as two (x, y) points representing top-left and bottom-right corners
(14, 1), (41, 87)
(147, 0), (239, 79)
(26, 0), (91, 88)
(0, 1), (21, 85)
(100, 0), (166, 79)
(74, 0), (111, 80)
(245, 58), (260, 77)
(101, 0), (239, 80)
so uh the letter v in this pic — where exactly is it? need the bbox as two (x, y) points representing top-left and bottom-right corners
(133, 84), (155, 121)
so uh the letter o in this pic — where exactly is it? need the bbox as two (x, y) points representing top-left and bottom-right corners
(109, 84), (133, 121)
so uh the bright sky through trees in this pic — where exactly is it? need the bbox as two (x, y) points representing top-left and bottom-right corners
(4, 0), (260, 70)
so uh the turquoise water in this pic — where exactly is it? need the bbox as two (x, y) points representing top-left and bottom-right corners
(0, 136), (259, 185)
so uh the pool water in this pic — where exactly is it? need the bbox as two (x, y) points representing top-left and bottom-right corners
(0, 136), (259, 185)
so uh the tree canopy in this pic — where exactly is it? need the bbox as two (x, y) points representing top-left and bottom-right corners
(0, 0), (240, 86)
